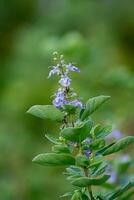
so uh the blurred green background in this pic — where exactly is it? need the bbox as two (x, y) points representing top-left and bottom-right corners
(0, 0), (134, 199)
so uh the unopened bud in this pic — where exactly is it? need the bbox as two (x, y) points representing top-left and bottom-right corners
(53, 51), (58, 56)
(60, 55), (64, 60)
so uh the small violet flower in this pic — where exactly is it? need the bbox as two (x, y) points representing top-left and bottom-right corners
(107, 171), (117, 184)
(107, 129), (122, 140)
(106, 165), (117, 184)
(52, 89), (64, 108)
(59, 75), (71, 87)
(83, 138), (92, 145)
(48, 65), (60, 78)
(70, 100), (83, 108)
(52, 97), (63, 108)
(55, 89), (64, 100)
(120, 154), (130, 163)
(63, 99), (83, 108)
(84, 149), (91, 158)
(66, 64), (80, 73)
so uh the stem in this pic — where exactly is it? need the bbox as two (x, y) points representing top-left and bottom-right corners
(84, 168), (94, 200)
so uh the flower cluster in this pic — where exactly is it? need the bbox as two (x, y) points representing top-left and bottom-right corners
(48, 52), (82, 109)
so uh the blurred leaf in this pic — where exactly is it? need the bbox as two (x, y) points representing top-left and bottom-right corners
(45, 134), (59, 144)
(81, 96), (110, 120)
(52, 144), (70, 154)
(27, 105), (64, 122)
(76, 154), (89, 167)
(60, 192), (72, 198)
(106, 181), (134, 200)
(120, 189), (134, 200)
(81, 194), (90, 200)
(65, 165), (83, 177)
(103, 136), (134, 156)
(96, 142), (115, 155)
(90, 161), (108, 176)
(71, 190), (82, 200)
(62, 104), (77, 115)
(95, 125), (112, 139)
(89, 139), (105, 150)
(71, 175), (110, 187)
(32, 153), (75, 166)
(60, 119), (93, 142)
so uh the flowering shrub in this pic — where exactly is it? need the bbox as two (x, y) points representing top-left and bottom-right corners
(27, 52), (134, 200)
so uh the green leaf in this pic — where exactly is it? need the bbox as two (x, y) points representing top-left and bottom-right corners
(76, 154), (89, 167)
(62, 104), (77, 115)
(27, 105), (64, 122)
(96, 142), (115, 155)
(67, 175), (83, 181)
(60, 119), (93, 142)
(81, 95), (110, 120)
(60, 192), (72, 198)
(32, 153), (75, 166)
(120, 189), (134, 200)
(65, 166), (83, 177)
(71, 191), (82, 200)
(71, 191), (89, 200)
(89, 139), (105, 150)
(52, 144), (70, 154)
(106, 182), (134, 200)
(71, 175), (110, 187)
(81, 194), (90, 200)
(90, 161), (108, 176)
(95, 125), (112, 139)
(45, 134), (59, 144)
(103, 136), (134, 156)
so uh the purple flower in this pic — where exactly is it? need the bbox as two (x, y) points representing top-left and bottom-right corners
(70, 100), (83, 108)
(107, 129), (122, 140)
(107, 171), (117, 184)
(52, 97), (63, 108)
(63, 99), (83, 108)
(106, 165), (117, 184)
(59, 75), (71, 87)
(66, 64), (80, 73)
(52, 89), (65, 108)
(84, 149), (91, 158)
(83, 138), (92, 144)
(55, 90), (64, 100)
(48, 65), (60, 78)
(120, 154), (130, 163)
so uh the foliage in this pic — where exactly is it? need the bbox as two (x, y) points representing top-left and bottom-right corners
(28, 53), (134, 200)
(0, 1), (134, 199)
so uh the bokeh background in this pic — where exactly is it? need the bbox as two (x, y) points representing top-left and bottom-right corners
(0, 0), (134, 199)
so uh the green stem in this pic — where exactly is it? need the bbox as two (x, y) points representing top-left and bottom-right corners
(83, 168), (94, 200)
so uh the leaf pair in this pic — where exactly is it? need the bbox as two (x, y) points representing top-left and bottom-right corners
(27, 96), (111, 123)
